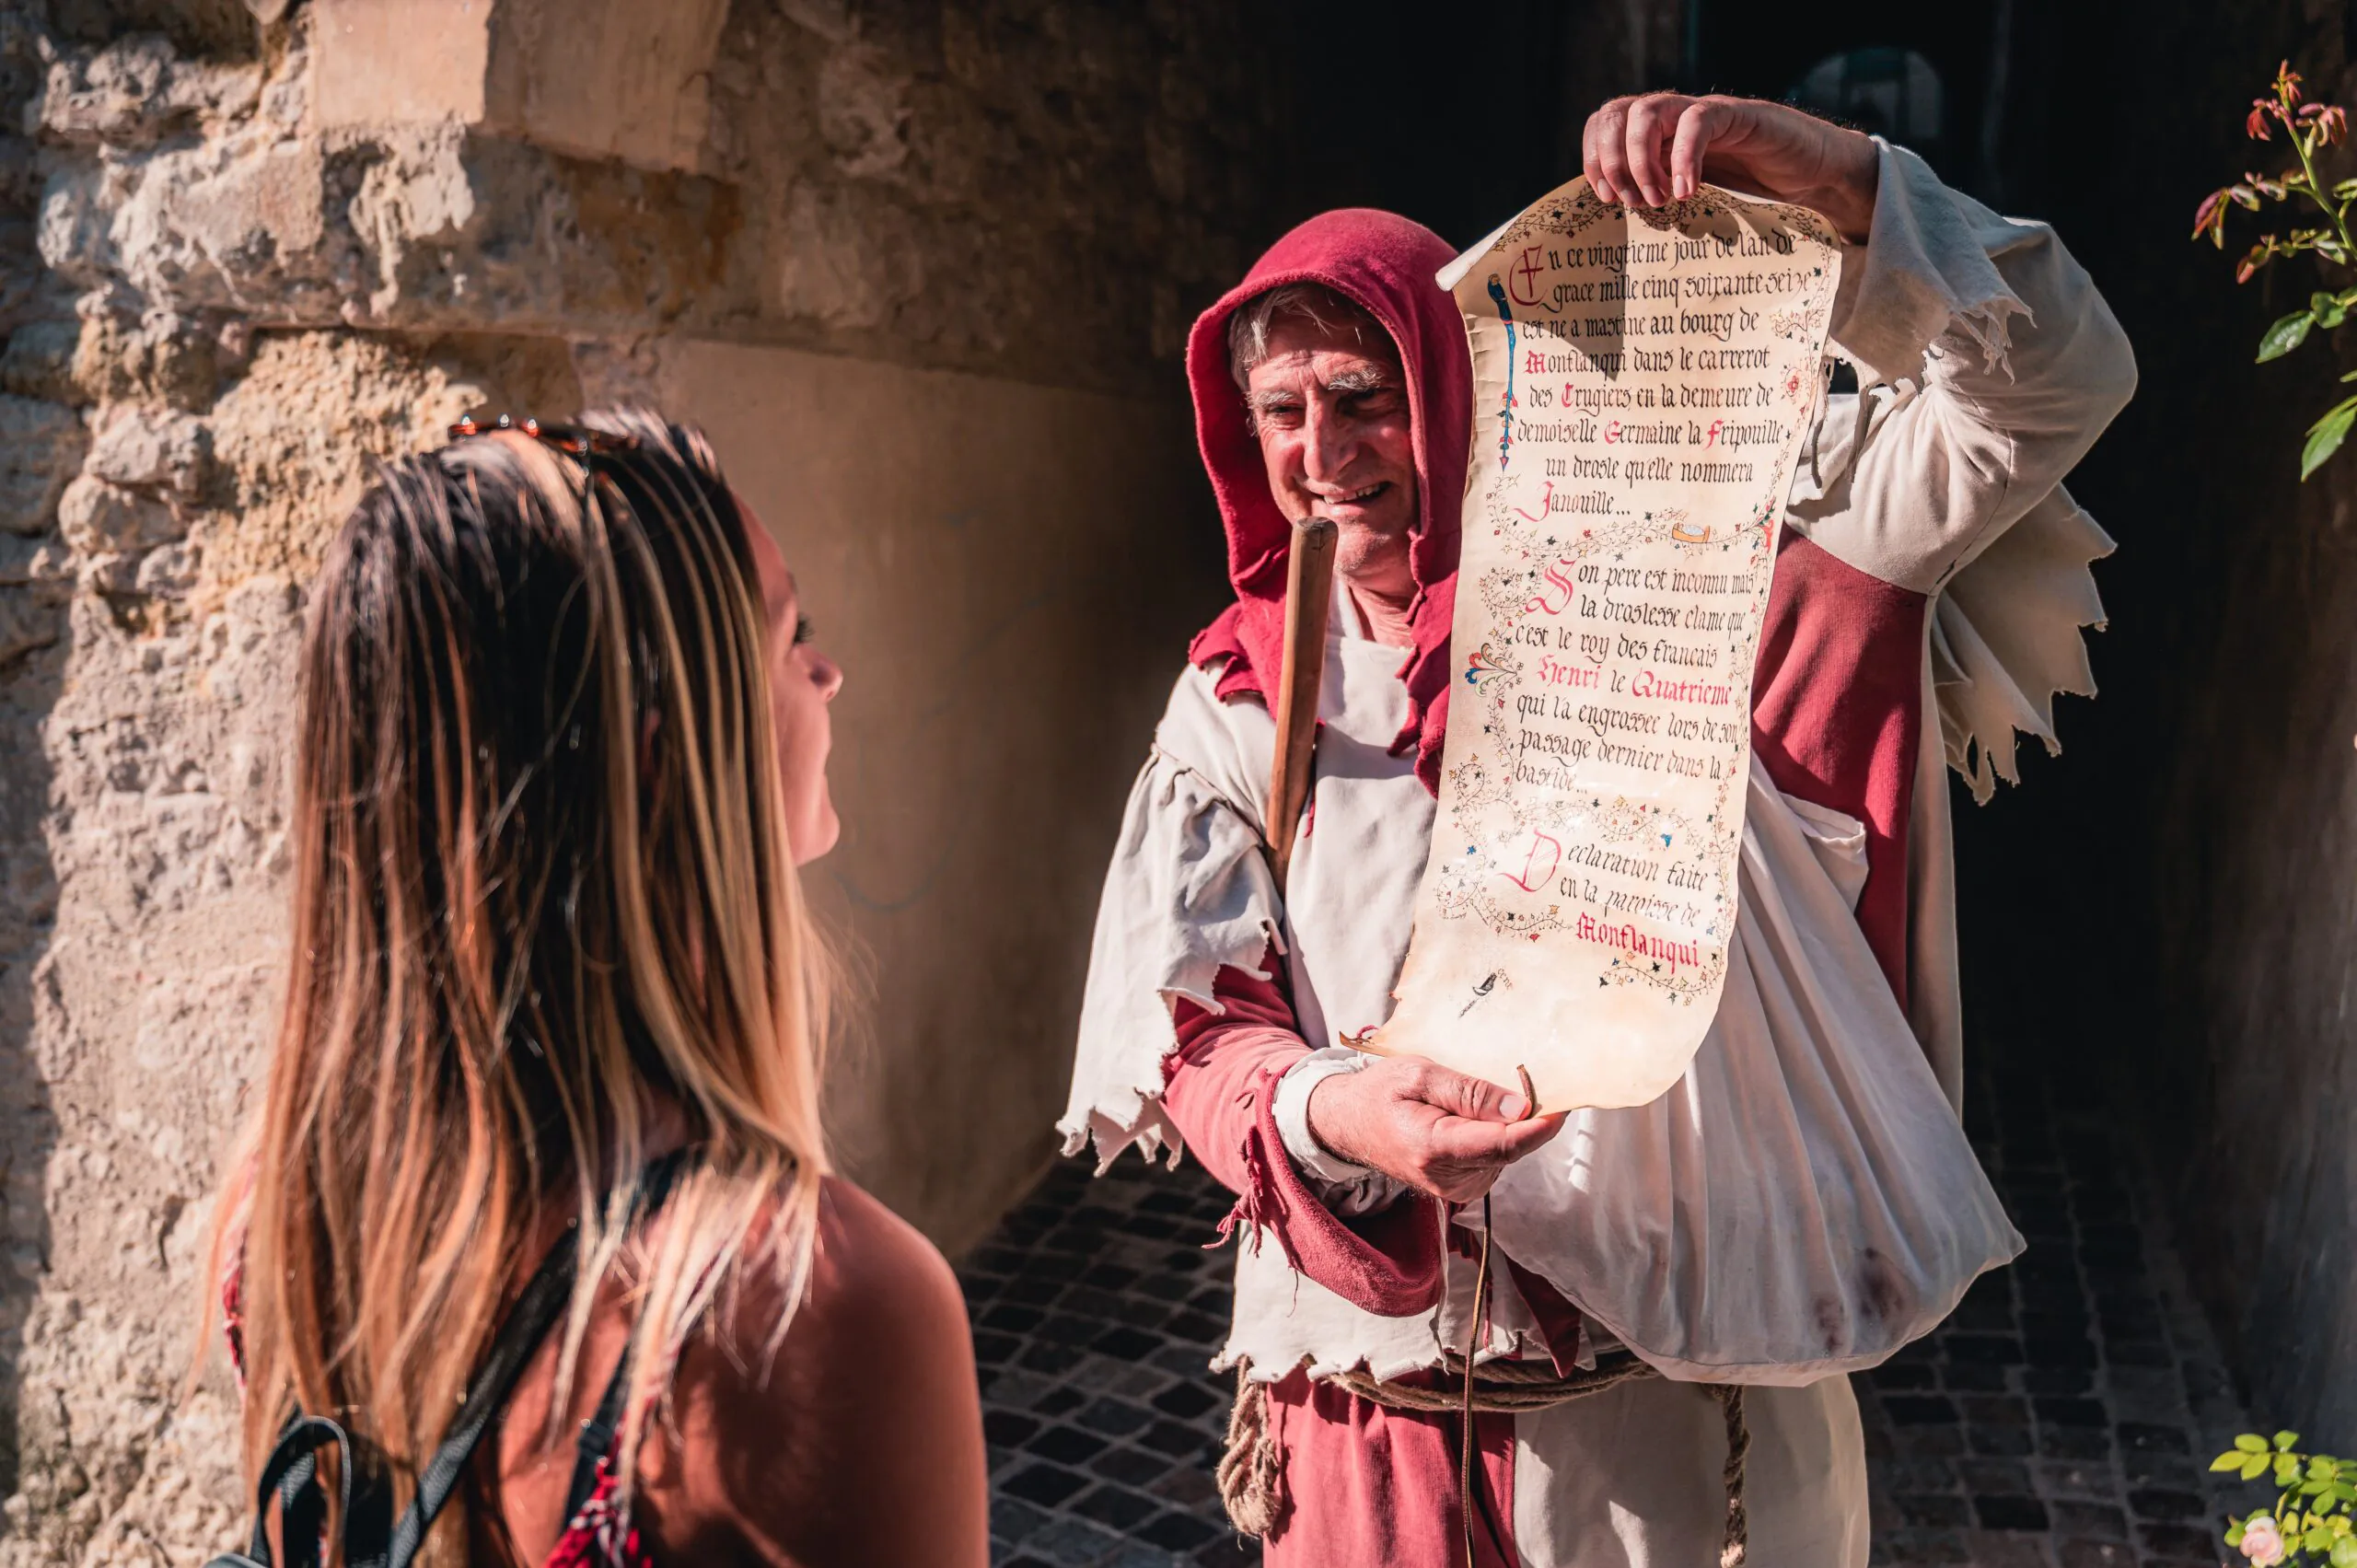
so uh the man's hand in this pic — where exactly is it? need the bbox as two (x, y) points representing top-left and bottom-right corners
(1305, 1056), (1567, 1204)
(1582, 94), (1880, 243)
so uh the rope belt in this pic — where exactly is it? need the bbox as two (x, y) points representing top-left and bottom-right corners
(1218, 1355), (1750, 1567)
(1324, 1346), (1659, 1411)
(1215, 1199), (1750, 1566)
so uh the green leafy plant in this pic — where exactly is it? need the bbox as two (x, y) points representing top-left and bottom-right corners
(2192, 63), (2357, 478)
(2211, 1430), (2357, 1564)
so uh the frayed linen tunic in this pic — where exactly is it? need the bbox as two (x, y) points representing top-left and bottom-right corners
(1062, 144), (2135, 1568)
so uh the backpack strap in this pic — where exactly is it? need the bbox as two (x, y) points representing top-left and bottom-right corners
(206, 1411), (390, 1568)
(214, 1150), (694, 1568)
(375, 1225), (585, 1568)
(388, 1148), (692, 1568)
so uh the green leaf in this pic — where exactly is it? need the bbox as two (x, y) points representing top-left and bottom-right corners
(2335, 178), (2357, 201)
(2247, 1454), (2276, 1480)
(2229, 1521), (2247, 1547)
(2314, 1527), (2337, 1553)
(2223, 1451), (2259, 1470)
(2332, 1535), (2357, 1568)
(2281, 1432), (2305, 1450)
(2303, 396), (2357, 479)
(2260, 309), (2316, 360)
(2245, 1435), (2279, 1454)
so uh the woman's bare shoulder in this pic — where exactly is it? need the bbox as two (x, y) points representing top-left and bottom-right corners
(801, 1177), (967, 1339)
(650, 1174), (987, 1567)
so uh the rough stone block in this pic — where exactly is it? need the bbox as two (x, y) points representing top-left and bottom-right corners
(0, 394), (87, 533)
(0, 319), (84, 404)
(33, 34), (261, 148)
(57, 475), (183, 553)
(134, 540), (200, 598)
(135, 135), (331, 308)
(87, 407), (206, 494)
(77, 548), (143, 594)
(0, 533), (75, 588)
(0, 583), (61, 664)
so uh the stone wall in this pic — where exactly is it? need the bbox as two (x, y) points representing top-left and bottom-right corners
(0, 0), (1289, 1558)
(2143, 34), (2357, 1448)
(1938, 0), (2357, 1456)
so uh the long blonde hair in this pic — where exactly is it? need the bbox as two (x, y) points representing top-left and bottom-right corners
(209, 410), (829, 1556)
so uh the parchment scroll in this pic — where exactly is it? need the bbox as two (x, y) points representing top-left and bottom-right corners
(1366, 180), (1842, 1111)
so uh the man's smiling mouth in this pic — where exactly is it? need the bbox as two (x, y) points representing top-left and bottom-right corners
(1313, 482), (1389, 512)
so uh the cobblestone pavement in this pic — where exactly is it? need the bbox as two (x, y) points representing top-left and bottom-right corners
(964, 1045), (2249, 1567)
(1853, 1045), (2249, 1568)
(959, 1157), (1250, 1568)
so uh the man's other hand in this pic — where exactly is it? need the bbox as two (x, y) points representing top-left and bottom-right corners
(1304, 1055), (1568, 1204)
(1582, 93), (1880, 243)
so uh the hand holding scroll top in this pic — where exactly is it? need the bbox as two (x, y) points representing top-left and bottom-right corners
(1305, 1056), (1569, 1204)
(1582, 92), (1881, 242)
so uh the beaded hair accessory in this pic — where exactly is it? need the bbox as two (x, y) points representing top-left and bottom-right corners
(447, 412), (637, 458)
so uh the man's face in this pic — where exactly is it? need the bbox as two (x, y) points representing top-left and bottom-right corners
(1244, 313), (1418, 591)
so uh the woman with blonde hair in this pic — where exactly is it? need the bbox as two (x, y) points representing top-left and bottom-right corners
(204, 410), (986, 1567)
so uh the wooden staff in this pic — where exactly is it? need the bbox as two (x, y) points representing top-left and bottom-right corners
(1264, 517), (1338, 892)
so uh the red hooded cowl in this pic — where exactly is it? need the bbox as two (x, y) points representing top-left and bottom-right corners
(1184, 209), (1470, 795)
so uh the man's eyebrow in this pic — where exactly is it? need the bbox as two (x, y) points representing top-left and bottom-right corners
(1244, 367), (1401, 413)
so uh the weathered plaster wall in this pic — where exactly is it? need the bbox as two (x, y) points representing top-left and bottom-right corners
(0, 0), (1280, 1558)
(662, 340), (1211, 1249)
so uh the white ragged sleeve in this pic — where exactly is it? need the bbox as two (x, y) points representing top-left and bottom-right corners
(1058, 667), (1282, 1171)
(1787, 139), (2131, 804)
(1825, 141), (2030, 390)
(1932, 486), (2117, 804)
(1791, 139), (2136, 598)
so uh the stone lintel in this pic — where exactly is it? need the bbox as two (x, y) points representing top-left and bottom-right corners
(312, 0), (729, 175)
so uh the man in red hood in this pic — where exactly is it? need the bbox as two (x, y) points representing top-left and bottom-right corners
(1062, 94), (2133, 1566)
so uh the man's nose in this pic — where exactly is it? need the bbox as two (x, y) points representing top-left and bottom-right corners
(1300, 399), (1356, 486)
